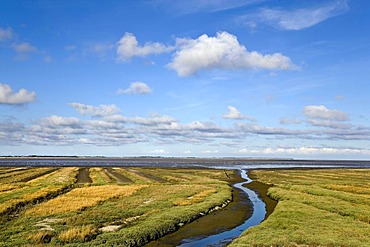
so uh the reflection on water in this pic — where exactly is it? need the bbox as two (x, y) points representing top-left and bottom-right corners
(178, 170), (266, 247)
(1, 159), (370, 169)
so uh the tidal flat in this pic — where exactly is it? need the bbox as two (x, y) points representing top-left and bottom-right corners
(1, 162), (370, 247)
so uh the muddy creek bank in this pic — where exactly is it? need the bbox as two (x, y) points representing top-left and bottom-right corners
(146, 170), (274, 247)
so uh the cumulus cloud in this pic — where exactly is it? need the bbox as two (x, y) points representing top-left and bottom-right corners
(222, 106), (255, 121)
(69, 103), (121, 117)
(168, 32), (296, 76)
(117, 32), (173, 62)
(251, 0), (348, 30)
(223, 106), (244, 119)
(0, 83), (36, 105)
(303, 105), (348, 121)
(0, 27), (13, 41)
(117, 82), (152, 95)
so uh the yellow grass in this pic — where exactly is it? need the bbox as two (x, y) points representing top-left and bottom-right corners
(58, 225), (97, 242)
(0, 183), (19, 192)
(174, 189), (217, 206)
(25, 185), (147, 216)
(28, 167), (78, 184)
(0, 168), (78, 215)
(27, 231), (55, 244)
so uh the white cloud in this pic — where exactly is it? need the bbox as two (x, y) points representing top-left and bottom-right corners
(201, 150), (219, 154)
(39, 115), (81, 127)
(129, 114), (176, 126)
(12, 42), (37, 53)
(69, 103), (121, 117)
(223, 106), (244, 120)
(303, 105), (348, 121)
(2, 110), (370, 154)
(117, 82), (152, 95)
(168, 31), (296, 76)
(254, 1), (348, 30)
(0, 27), (13, 41)
(0, 119), (25, 145)
(238, 147), (370, 156)
(0, 83), (36, 104)
(116, 32), (173, 62)
(148, 149), (169, 154)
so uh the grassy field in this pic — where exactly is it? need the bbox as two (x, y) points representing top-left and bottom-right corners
(3, 166), (368, 247)
(231, 169), (370, 247)
(0, 167), (234, 246)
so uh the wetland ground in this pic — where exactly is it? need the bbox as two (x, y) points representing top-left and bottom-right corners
(1, 159), (370, 247)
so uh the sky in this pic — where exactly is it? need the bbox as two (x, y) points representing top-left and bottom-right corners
(1, 0), (370, 159)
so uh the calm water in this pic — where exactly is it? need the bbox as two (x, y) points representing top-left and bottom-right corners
(1, 158), (370, 169)
(178, 170), (265, 247)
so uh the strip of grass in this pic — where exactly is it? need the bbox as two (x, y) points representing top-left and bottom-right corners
(0, 168), (78, 217)
(25, 184), (146, 217)
(0, 167), (54, 183)
(89, 168), (114, 184)
(230, 169), (370, 247)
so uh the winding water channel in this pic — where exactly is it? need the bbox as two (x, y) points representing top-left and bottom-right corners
(178, 170), (266, 247)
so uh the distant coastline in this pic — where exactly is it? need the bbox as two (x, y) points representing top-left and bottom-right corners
(0, 155), (369, 163)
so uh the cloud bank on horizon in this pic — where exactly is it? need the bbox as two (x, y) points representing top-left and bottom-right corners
(1, 0), (370, 159)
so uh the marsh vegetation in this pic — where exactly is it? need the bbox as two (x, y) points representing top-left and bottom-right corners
(231, 169), (370, 247)
(1, 166), (370, 247)
(0, 167), (233, 246)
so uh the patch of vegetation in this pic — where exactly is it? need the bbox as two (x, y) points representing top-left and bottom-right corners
(25, 184), (146, 217)
(0, 167), (233, 246)
(230, 169), (370, 247)
(0, 167), (78, 217)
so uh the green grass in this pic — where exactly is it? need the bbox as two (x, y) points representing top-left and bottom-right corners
(88, 168), (114, 184)
(230, 169), (370, 247)
(0, 167), (233, 246)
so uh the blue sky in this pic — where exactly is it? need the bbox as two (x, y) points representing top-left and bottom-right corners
(1, 0), (370, 159)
